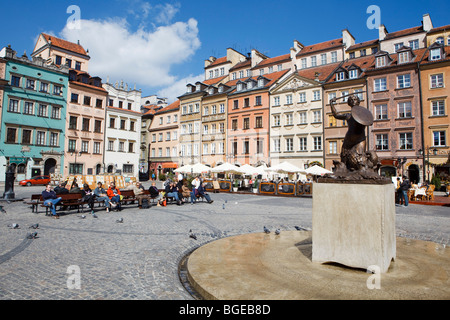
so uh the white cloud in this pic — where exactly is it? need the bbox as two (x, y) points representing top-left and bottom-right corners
(157, 73), (204, 103)
(59, 15), (201, 91)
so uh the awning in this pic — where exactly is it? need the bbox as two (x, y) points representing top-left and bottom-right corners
(162, 163), (178, 169)
(9, 157), (28, 165)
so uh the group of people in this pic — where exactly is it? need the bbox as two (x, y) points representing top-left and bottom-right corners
(42, 175), (214, 218)
(395, 176), (412, 207)
(163, 174), (214, 205)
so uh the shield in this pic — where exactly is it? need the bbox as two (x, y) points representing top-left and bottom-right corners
(352, 106), (374, 126)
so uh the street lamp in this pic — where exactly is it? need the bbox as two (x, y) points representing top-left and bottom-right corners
(419, 147), (438, 182)
(397, 157), (407, 177)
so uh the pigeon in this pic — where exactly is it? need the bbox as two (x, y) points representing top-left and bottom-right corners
(116, 218), (124, 223)
(275, 229), (281, 235)
(263, 226), (270, 234)
(79, 215), (86, 219)
(92, 213), (98, 219)
(189, 229), (197, 240)
(0, 205), (6, 213)
(222, 204), (225, 210)
(295, 226), (308, 231)
(29, 224), (39, 230)
(27, 232), (38, 239)
(8, 223), (19, 229)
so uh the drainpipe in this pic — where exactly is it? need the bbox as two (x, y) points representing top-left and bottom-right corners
(417, 61), (426, 183)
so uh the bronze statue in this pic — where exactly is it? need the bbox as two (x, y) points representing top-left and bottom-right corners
(324, 94), (386, 182)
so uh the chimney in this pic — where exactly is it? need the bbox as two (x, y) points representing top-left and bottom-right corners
(342, 29), (355, 50)
(378, 24), (388, 41)
(422, 13), (433, 32)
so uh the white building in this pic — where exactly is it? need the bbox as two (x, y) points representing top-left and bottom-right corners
(103, 80), (142, 177)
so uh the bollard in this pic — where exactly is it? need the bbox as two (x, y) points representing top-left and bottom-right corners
(3, 165), (15, 200)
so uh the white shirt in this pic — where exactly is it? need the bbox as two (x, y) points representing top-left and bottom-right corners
(192, 178), (201, 189)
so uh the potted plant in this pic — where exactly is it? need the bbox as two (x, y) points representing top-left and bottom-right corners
(233, 180), (239, 192)
(252, 180), (259, 193)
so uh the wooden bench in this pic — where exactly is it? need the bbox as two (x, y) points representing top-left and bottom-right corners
(25, 194), (43, 213)
(41, 193), (84, 216)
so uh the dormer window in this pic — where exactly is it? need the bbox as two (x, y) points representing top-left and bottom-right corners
(336, 72), (346, 81)
(218, 86), (223, 93)
(258, 78), (264, 87)
(430, 48), (442, 61)
(376, 56), (386, 68)
(208, 87), (214, 95)
(247, 81), (253, 89)
(237, 83), (243, 91)
(196, 84), (201, 91)
(398, 51), (410, 64)
(349, 69), (359, 79)
(436, 37), (445, 45)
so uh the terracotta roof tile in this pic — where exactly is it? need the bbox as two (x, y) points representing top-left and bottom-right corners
(42, 33), (89, 57)
(229, 59), (251, 71)
(428, 24), (450, 34)
(347, 39), (379, 51)
(325, 55), (375, 84)
(296, 62), (341, 82)
(253, 54), (291, 69)
(384, 26), (424, 40)
(296, 38), (343, 57)
(206, 56), (228, 68)
(201, 75), (228, 86)
(155, 100), (180, 114)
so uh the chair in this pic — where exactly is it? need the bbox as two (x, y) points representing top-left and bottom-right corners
(426, 185), (435, 201)
(212, 181), (220, 193)
(407, 189), (415, 201)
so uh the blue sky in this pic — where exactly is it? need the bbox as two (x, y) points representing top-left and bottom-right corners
(1, 0), (449, 102)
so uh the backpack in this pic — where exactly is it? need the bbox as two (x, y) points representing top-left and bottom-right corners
(141, 199), (150, 209)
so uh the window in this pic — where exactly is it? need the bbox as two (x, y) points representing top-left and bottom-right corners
(66, 59), (72, 68)
(360, 49), (367, 57)
(55, 55), (62, 65)
(394, 43), (404, 52)
(130, 121), (135, 131)
(354, 89), (364, 101)
(93, 142), (101, 154)
(433, 131), (446, 147)
(69, 164), (83, 175)
(26, 79), (35, 90)
(336, 72), (346, 81)
(244, 98), (250, 107)
(299, 112), (307, 124)
(123, 165), (134, 174)
(321, 54), (327, 65)
(299, 137), (307, 151)
(51, 106), (61, 119)
(211, 105), (217, 114)
(374, 78), (387, 92)
(286, 138), (294, 152)
(331, 51), (337, 63)
(40, 82), (48, 93)
(255, 96), (262, 106)
(313, 90), (321, 101)
(349, 52), (356, 59)
(372, 47), (378, 55)
(71, 93), (79, 103)
(329, 115), (337, 127)
(75, 61), (82, 71)
(68, 140), (77, 152)
(232, 119), (238, 131)
(96, 99), (103, 108)
(243, 118), (250, 130)
(273, 115), (280, 127)
(436, 37), (445, 45)
(82, 118), (90, 131)
(409, 40), (419, 50)
(158, 133), (163, 142)
(6, 128), (17, 143)
(24, 101), (34, 115)
(311, 56), (317, 67)
(53, 85), (62, 96)
(313, 110), (321, 123)
(243, 141), (249, 154)
(203, 125), (208, 135)
(274, 96), (280, 106)
(301, 58), (307, 69)
(430, 48), (442, 61)
(349, 69), (358, 79)
(36, 131), (46, 146)
(299, 92), (306, 103)
(285, 113), (293, 126)
(329, 141), (337, 154)
(375, 104), (388, 120)
(129, 142), (134, 153)
(399, 132), (413, 150)
(109, 118), (115, 129)
(376, 134), (389, 151)
(398, 102), (412, 118)
(11, 75), (20, 87)
(255, 116), (263, 128)
(376, 56), (386, 68)
(273, 139), (280, 152)
(38, 104), (47, 117)
(397, 74), (411, 88)
(108, 140), (114, 152)
(84, 96), (91, 106)
(430, 74), (444, 88)
(50, 132), (58, 147)
(256, 139), (263, 154)
(120, 119), (126, 130)
(286, 95), (293, 105)
(219, 104), (225, 114)
(81, 141), (89, 153)
(8, 99), (19, 113)
(22, 129), (32, 145)
(233, 100), (239, 109)
(341, 91), (349, 102)
(432, 100), (445, 116)
(398, 51), (410, 64)
(119, 142), (125, 152)
(313, 136), (322, 151)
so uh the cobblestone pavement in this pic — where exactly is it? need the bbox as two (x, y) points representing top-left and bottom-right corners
(0, 185), (448, 300)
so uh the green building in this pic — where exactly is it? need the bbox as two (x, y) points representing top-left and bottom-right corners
(0, 45), (69, 182)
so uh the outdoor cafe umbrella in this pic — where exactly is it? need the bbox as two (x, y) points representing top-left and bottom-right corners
(174, 164), (192, 173)
(239, 164), (260, 175)
(190, 163), (211, 174)
(304, 165), (332, 176)
(265, 161), (303, 174)
(211, 162), (245, 174)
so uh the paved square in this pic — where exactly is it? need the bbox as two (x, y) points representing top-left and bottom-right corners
(0, 184), (448, 300)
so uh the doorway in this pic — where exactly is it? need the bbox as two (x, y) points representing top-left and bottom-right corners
(44, 158), (57, 176)
(408, 164), (420, 184)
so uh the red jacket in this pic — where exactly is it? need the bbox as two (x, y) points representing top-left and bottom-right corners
(107, 187), (121, 199)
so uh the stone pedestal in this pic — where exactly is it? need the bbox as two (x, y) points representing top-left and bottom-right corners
(312, 182), (396, 273)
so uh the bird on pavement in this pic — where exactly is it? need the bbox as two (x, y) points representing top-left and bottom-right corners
(116, 218), (124, 223)
(27, 232), (38, 239)
(189, 229), (197, 240)
(92, 213), (98, 218)
(275, 229), (281, 235)
(29, 224), (39, 229)
(263, 226), (270, 234)
(0, 205), (6, 213)
(79, 215), (86, 219)
(8, 223), (19, 229)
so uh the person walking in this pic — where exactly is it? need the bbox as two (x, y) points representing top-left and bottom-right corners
(399, 176), (411, 207)
(42, 184), (62, 219)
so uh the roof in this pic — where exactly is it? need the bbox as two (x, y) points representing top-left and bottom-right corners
(229, 58), (251, 72)
(365, 48), (428, 73)
(201, 75), (228, 86)
(252, 54), (291, 69)
(296, 62), (341, 82)
(296, 38), (343, 57)
(428, 24), (450, 34)
(155, 100), (180, 115)
(347, 39), (379, 51)
(419, 45), (450, 66)
(228, 69), (290, 95)
(41, 33), (89, 57)
(205, 56), (229, 68)
(107, 105), (144, 115)
(324, 55), (375, 84)
(384, 26), (424, 40)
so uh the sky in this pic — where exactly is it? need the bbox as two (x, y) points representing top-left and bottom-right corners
(1, 0), (449, 103)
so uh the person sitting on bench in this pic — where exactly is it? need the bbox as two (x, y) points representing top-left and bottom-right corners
(196, 182), (214, 204)
(165, 181), (182, 205)
(42, 184), (62, 219)
(149, 182), (163, 206)
(107, 182), (122, 211)
(94, 182), (112, 213)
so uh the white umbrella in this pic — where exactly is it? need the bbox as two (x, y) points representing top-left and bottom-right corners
(239, 164), (259, 175)
(266, 161), (303, 173)
(174, 165), (192, 173)
(190, 163), (211, 174)
(211, 162), (245, 174)
(305, 165), (332, 176)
